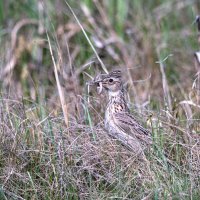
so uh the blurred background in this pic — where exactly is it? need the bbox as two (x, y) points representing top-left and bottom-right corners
(0, 0), (199, 112)
(1, 1), (200, 199)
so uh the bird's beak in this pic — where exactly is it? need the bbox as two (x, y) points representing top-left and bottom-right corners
(87, 73), (109, 94)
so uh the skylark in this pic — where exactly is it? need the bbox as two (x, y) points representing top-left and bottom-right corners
(89, 70), (152, 154)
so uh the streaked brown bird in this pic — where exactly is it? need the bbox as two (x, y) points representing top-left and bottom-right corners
(90, 70), (152, 155)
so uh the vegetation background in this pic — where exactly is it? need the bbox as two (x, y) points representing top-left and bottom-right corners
(0, 0), (200, 199)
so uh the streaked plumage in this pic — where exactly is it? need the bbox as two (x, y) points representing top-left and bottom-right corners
(91, 70), (151, 153)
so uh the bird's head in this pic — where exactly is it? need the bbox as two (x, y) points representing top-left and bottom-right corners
(101, 70), (122, 92)
(94, 70), (123, 95)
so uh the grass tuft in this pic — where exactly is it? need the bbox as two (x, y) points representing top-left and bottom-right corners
(0, 0), (200, 199)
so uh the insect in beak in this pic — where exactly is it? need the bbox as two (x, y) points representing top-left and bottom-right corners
(86, 80), (103, 94)
(97, 81), (103, 94)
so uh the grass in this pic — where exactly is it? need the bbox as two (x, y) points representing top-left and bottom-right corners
(0, 0), (200, 199)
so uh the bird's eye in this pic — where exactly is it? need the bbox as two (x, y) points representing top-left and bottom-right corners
(109, 78), (113, 83)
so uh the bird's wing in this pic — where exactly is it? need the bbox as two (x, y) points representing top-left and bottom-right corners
(113, 112), (152, 144)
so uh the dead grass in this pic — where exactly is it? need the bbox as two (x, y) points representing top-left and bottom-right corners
(0, 94), (199, 199)
(0, 0), (200, 199)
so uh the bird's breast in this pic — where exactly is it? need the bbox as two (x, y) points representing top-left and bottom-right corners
(105, 104), (115, 130)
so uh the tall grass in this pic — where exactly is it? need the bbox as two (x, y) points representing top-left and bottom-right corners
(0, 0), (200, 199)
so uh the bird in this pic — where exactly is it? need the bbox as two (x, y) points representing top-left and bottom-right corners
(90, 70), (152, 155)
